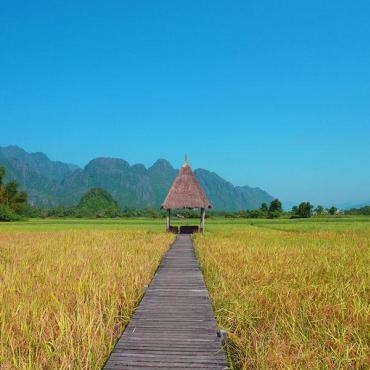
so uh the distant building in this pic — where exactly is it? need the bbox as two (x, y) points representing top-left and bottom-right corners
(161, 157), (212, 234)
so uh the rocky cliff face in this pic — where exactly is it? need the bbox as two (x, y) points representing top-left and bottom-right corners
(0, 145), (274, 210)
(0, 146), (78, 207)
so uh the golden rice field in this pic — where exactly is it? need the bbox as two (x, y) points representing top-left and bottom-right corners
(195, 222), (370, 369)
(1, 218), (369, 369)
(0, 230), (173, 369)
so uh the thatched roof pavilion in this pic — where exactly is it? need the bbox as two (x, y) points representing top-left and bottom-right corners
(161, 158), (211, 234)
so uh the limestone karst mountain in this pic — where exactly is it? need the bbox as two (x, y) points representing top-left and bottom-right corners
(0, 145), (274, 210)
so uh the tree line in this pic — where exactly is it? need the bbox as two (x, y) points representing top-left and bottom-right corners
(0, 166), (369, 220)
(221, 199), (341, 219)
(28, 199), (353, 220)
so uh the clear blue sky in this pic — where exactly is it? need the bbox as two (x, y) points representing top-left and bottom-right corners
(1, 0), (369, 205)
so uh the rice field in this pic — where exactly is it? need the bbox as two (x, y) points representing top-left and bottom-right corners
(0, 229), (173, 369)
(195, 220), (370, 369)
(1, 217), (369, 369)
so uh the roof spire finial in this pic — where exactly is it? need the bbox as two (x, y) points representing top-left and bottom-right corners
(183, 153), (189, 167)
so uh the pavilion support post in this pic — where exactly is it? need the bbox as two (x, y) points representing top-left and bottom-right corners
(200, 207), (205, 235)
(166, 209), (171, 232)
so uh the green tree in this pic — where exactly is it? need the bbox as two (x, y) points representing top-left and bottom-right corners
(315, 205), (324, 215)
(75, 188), (120, 217)
(294, 202), (313, 218)
(249, 209), (263, 218)
(0, 204), (20, 221)
(268, 198), (282, 218)
(0, 166), (5, 203)
(0, 166), (27, 221)
(3, 180), (28, 212)
(328, 206), (337, 215)
(345, 206), (370, 215)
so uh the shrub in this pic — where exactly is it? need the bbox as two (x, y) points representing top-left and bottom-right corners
(0, 204), (21, 221)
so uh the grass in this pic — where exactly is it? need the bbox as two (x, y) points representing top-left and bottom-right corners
(0, 229), (173, 369)
(195, 218), (370, 369)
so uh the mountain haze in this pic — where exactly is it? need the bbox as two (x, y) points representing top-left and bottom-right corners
(0, 146), (274, 211)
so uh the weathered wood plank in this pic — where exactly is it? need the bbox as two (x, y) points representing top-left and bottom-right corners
(103, 234), (228, 370)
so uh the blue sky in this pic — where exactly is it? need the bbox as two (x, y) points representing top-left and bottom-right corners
(1, 0), (369, 205)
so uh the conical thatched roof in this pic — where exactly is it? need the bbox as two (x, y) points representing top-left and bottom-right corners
(161, 159), (212, 209)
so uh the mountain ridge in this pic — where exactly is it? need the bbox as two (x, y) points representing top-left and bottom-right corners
(0, 145), (274, 210)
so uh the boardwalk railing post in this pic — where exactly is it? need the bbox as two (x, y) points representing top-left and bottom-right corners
(200, 207), (205, 235)
(166, 209), (170, 231)
(217, 328), (228, 345)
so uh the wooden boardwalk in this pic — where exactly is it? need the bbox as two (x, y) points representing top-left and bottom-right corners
(103, 234), (228, 369)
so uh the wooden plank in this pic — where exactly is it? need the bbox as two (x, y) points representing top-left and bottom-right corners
(103, 234), (228, 369)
